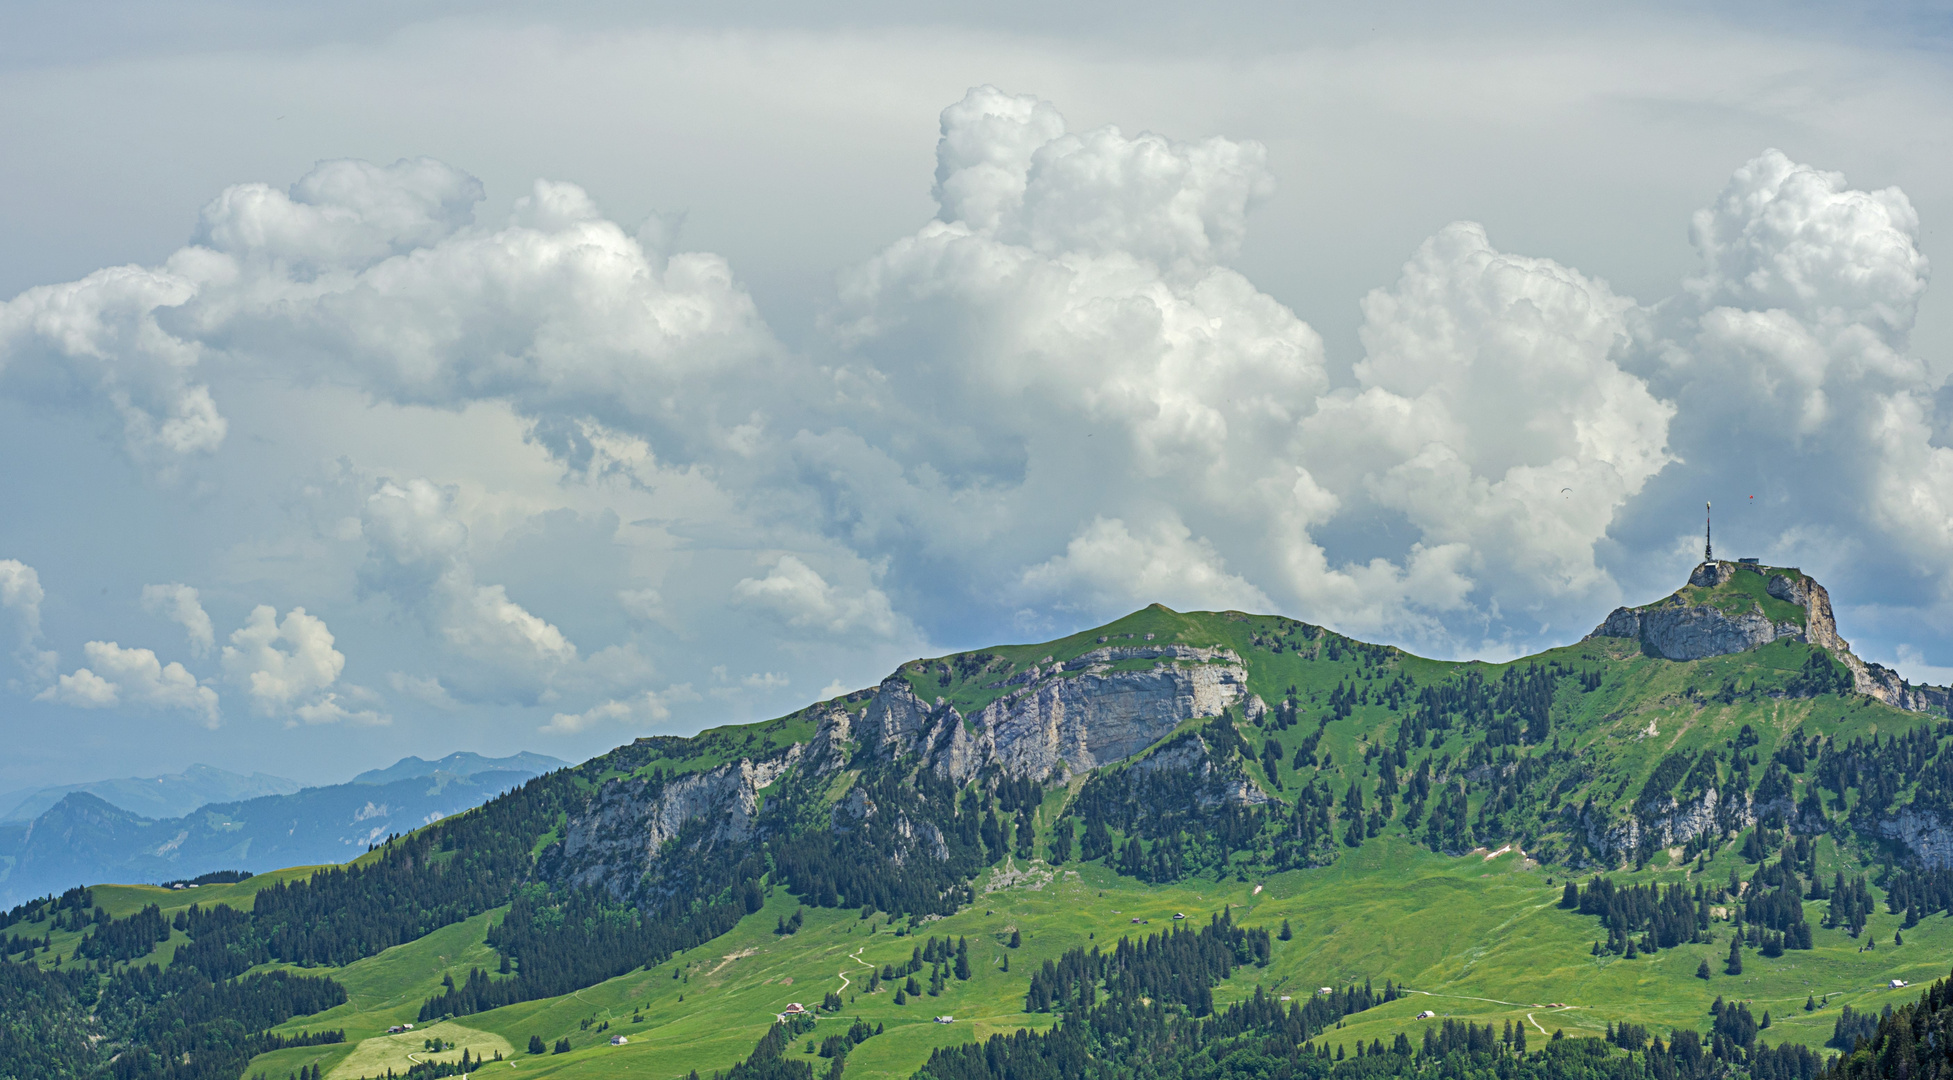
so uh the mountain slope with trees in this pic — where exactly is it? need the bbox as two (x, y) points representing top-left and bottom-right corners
(6, 560), (1953, 1080)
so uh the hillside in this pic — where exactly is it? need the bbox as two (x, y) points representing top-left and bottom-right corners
(7, 560), (1953, 1080)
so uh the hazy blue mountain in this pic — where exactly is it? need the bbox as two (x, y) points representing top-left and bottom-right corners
(0, 766), (550, 906)
(0, 764), (301, 823)
(351, 750), (566, 785)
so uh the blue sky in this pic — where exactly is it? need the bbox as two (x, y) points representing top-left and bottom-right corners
(5, 0), (1953, 791)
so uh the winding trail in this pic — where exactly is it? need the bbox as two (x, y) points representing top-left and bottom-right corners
(838, 947), (875, 994)
(1527, 1013), (1550, 1035)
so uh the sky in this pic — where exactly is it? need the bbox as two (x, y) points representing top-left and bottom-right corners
(6, 0), (1953, 791)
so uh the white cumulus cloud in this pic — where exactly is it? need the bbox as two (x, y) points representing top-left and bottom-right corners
(0, 559), (57, 684)
(541, 683), (699, 735)
(220, 604), (383, 724)
(17, 88), (1953, 701)
(732, 555), (901, 637)
(357, 476), (582, 698)
(39, 640), (220, 727)
(0, 157), (778, 475)
(141, 583), (214, 657)
(1298, 221), (1672, 617)
(1020, 516), (1272, 614)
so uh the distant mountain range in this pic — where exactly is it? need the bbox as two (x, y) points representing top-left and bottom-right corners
(0, 750), (567, 906)
(1, 764), (302, 823)
(350, 750), (567, 786)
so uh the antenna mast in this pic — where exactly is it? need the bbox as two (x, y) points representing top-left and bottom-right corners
(1705, 501), (1713, 563)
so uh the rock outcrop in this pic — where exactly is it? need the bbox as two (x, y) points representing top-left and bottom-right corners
(545, 643), (1271, 903)
(1577, 785), (1820, 864)
(1125, 733), (1276, 812)
(859, 645), (1264, 783)
(1595, 603), (1793, 661)
(551, 749), (800, 903)
(1872, 807), (1953, 869)
(1581, 788), (1744, 859)
(1587, 562), (1951, 713)
(1588, 562), (1807, 661)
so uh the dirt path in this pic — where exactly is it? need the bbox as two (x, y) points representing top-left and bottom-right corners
(838, 947), (875, 994)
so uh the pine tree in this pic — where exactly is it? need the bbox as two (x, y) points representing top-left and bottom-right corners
(1726, 937), (1743, 975)
(1696, 959), (1711, 980)
(528, 1035), (545, 1055)
(1279, 919), (1293, 941)
(1009, 929), (1021, 948)
(954, 937), (971, 980)
(1805, 995), (1816, 1012)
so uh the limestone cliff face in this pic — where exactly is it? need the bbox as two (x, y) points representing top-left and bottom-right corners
(859, 645), (1264, 784)
(1578, 785), (1815, 864)
(1872, 807), (1953, 869)
(545, 644), (1268, 902)
(1786, 574), (1953, 712)
(1586, 562), (1950, 713)
(970, 646), (1261, 782)
(550, 748), (800, 903)
(1599, 603), (1793, 661)
(1125, 733), (1277, 812)
(1587, 562), (1804, 661)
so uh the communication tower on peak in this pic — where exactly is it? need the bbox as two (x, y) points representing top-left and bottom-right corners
(1705, 501), (1713, 563)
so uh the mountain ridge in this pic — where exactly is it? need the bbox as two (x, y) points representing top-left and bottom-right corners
(15, 559), (1953, 1080)
(350, 750), (568, 786)
(0, 764), (555, 906)
(0, 763), (301, 823)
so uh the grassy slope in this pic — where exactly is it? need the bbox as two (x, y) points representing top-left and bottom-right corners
(203, 601), (1950, 1079)
(237, 834), (1948, 1080)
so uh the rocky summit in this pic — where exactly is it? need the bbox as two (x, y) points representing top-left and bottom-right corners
(1587, 560), (1948, 713)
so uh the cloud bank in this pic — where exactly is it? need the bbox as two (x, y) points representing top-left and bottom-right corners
(3, 86), (1952, 762)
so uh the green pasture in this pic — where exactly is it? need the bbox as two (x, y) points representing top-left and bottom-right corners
(238, 831), (1951, 1080)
